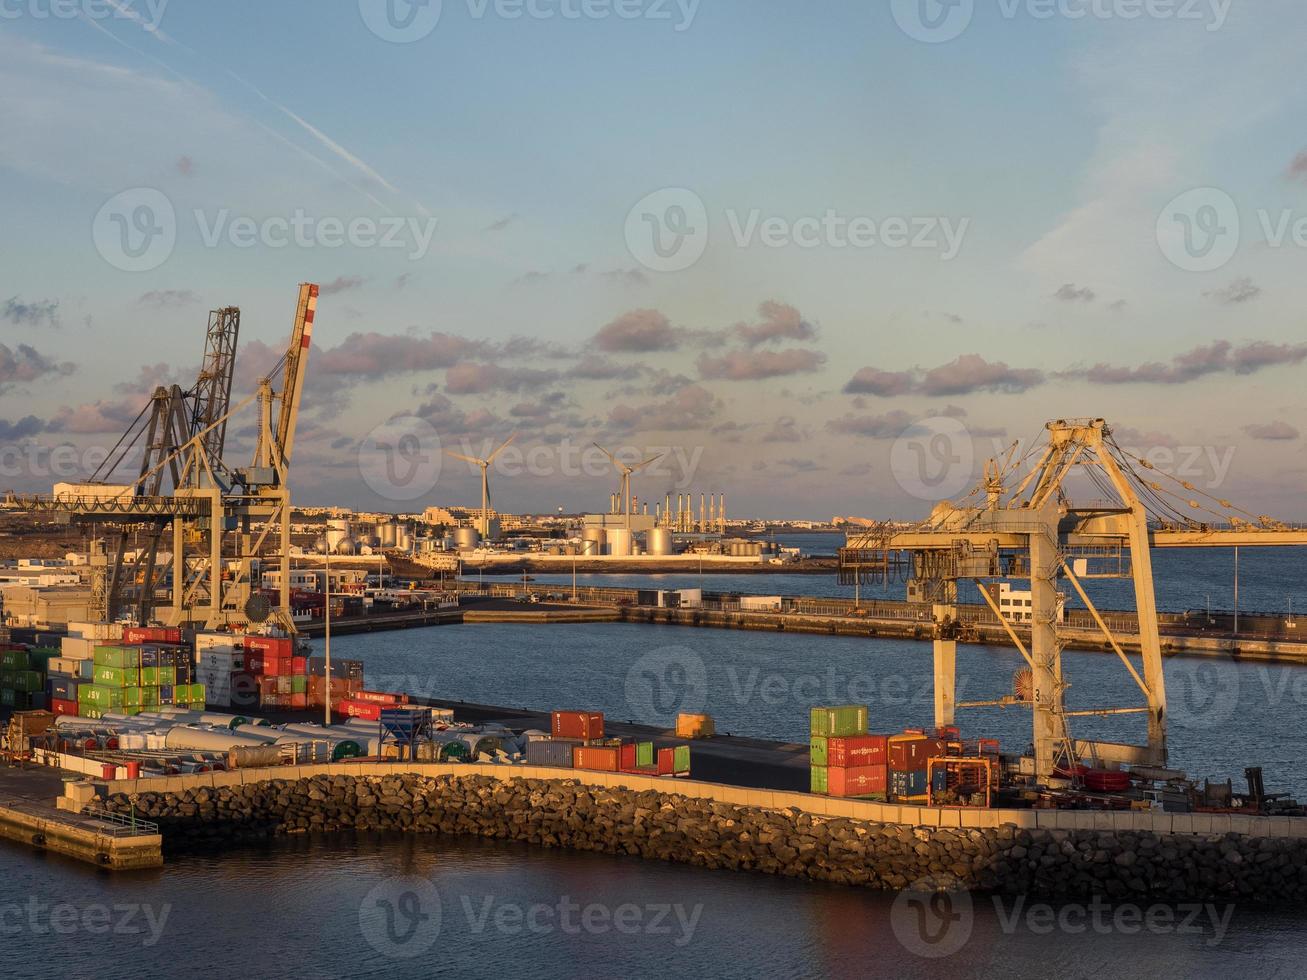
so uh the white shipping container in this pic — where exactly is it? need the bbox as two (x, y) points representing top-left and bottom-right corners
(739, 595), (783, 612)
(60, 636), (95, 660)
(195, 632), (241, 653)
(68, 622), (123, 642)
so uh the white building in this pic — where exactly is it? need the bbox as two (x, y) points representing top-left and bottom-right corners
(986, 581), (1066, 624)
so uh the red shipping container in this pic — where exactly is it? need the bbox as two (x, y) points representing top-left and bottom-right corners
(552, 711), (603, 741)
(655, 747), (689, 775)
(826, 734), (888, 768)
(355, 690), (405, 705)
(572, 746), (619, 772)
(245, 653), (266, 675)
(340, 700), (383, 721)
(619, 743), (646, 772)
(123, 626), (183, 645)
(828, 764), (888, 798)
(51, 698), (79, 718)
(289, 693), (307, 710)
(245, 636), (294, 658)
(291, 656), (308, 675)
(889, 737), (948, 771)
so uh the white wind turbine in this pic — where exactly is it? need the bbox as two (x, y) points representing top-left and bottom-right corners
(446, 434), (516, 538)
(593, 443), (664, 529)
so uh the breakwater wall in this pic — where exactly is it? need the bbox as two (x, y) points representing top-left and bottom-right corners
(95, 765), (1307, 902)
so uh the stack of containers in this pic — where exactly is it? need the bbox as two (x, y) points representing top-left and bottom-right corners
(0, 643), (46, 712)
(523, 710), (602, 770)
(335, 689), (410, 721)
(80, 644), (141, 718)
(810, 705), (888, 798)
(307, 656), (365, 710)
(888, 731), (951, 803)
(196, 634), (244, 709)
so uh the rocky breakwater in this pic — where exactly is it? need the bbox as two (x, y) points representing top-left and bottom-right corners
(102, 774), (1307, 902)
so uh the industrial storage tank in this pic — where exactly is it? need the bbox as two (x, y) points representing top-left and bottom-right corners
(163, 726), (272, 753)
(379, 523), (398, 548)
(582, 527), (606, 554)
(607, 528), (633, 556)
(335, 537), (358, 556)
(325, 519), (350, 553)
(453, 526), (481, 550)
(647, 528), (674, 556)
(312, 534), (330, 554)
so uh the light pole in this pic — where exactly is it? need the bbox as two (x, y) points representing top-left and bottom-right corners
(323, 548), (332, 725)
(1233, 546), (1240, 638)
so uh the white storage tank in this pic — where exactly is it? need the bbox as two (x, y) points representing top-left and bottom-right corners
(325, 519), (350, 553)
(647, 528), (674, 556)
(453, 526), (481, 551)
(607, 528), (633, 557)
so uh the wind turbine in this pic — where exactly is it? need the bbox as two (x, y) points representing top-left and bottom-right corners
(446, 434), (516, 538)
(593, 444), (663, 529)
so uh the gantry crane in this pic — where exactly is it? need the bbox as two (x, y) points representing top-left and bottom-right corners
(839, 418), (1307, 782)
(13, 284), (319, 632)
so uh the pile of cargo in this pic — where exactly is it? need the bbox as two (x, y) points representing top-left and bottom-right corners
(62, 625), (205, 720)
(809, 705), (1000, 805)
(523, 710), (691, 777)
(194, 632), (364, 712)
(335, 688), (411, 722)
(1, 642), (52, 712)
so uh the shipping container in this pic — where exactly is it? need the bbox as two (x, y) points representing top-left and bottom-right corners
(94, 645), (141, 669)
(526, 738), (579, 768)
(50, 697), (79, 718)
(826, 734), (889, 768)
(810, 766), (828, 794)
(888, 736), (948, 771)
(93, 665), (139, 688)
(552, 710), (603, 741)
(573, 745), (620, 772)
(890, 768), (928, 799)
(809, 705), (868, 738)
(828, 764), (888, 798)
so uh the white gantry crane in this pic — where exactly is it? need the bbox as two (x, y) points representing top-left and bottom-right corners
(838, 417), (1307, 783)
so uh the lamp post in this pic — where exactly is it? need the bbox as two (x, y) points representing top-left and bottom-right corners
(323, 547), (332, 725)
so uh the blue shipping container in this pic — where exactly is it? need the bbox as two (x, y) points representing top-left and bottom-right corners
(890, 769), (927, 798)
(47, 674), (78, 700)
(526, 739), (579, 768)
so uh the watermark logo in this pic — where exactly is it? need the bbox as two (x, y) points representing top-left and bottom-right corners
(0, 0), (170, 29)
(358, 0), (444, 42)
(359, 876), (442, 959)
(891, 875), (974, 958)
(891, 416), (974, 500)
(625, 187), (710, 273)
(725, 210), (968, 258)
(1156, 187), (1240, 273)
(0, 899), (171, 947)
(891, 0), (975, 43)
(625, 645), (708, 727)
(93, 188), (176, 273)
(1166, 658), (1240, 730)
(461, 895), (702, 945)
(358, 416), (443, 502)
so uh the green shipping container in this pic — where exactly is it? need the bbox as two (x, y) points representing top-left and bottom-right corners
(187, 700), (206, 710)
(0, 690), (13, 707)
(79, 685), (126, 708)
(636, 741), (655, 768)
(810, 736), (829, 766)
(673, 745), (691, 773)
(93, 645), (141, 669)
(81, 707), (103, 720)
(159, 666), (176, 686)
(291, 676), (307, 694)
(94, 665), (139, 688)
(142, 687), (160, 707)
(1, 650), (26, 669)
(810, 766), (828, 794)
(140, 667), (159, 685)
(12, 671), (42, 692)
(29, 648), (57, 670)
(123, 687), (145, 707)
(809, 705), (868, 738)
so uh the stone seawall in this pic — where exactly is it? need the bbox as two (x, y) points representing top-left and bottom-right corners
(102, 773), (1307, 903)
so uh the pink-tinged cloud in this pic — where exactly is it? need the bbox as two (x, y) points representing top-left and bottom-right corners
(735, 301), (818, 346)
(319, 275), (367, 296)
(593, 309), (681, 353)
(608, 384), (717, 432)
(920, 354), (1044, 396)
(444, 362), (560, 395)
(568, 355), (641, 381)
(697, 348), (826, 381)
(0, 343), (73, 390)
(1070, 340), (1307, 385)
(1243, 421), (1300, 441)
(825, 410), (917, 438)
(315, 331), (487, 378)
(1288, 150), (1307, 183)
(843, 367), (916, 397)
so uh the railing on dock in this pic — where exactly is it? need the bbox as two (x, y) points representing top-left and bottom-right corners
(80, 806), (160, 838)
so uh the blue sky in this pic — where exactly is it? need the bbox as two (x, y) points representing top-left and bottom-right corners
(1, 0), (1305, 519)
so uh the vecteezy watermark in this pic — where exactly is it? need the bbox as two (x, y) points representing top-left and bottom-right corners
(892, 878), (1236, 959)
(624, 187), (969, 272)
(358, 417), (443, 502)
(891, 416), (975, 501)
(1157, 188), (1307, 273)
(359, 877), (703, 955)
(0, 0), (170, 29)
(460, 894), (703, 946)
(92, 188), (439, 272)
(359, 0), (700, 42)
(446, 438), (704, 486)
(1166, 659), (1241, 729)
(625, 646), (709, 727)
(0, 899), (171, 947)
(0, 442), (111, 483)
(359, 876), (443, 959)
(891, 0), (1231, 44)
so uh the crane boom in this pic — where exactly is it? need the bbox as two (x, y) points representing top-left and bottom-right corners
(275, 283), (318, 471)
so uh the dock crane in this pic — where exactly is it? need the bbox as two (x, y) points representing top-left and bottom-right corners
(839, 418), (1307, 783)
(14, 284), (319, 633)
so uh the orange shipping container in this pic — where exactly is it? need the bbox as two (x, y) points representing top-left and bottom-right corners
(828, 764), (888, 798)
(572, 745), (619, 772)
(826, 734), (888, 768)
(553, 710), (603, 741)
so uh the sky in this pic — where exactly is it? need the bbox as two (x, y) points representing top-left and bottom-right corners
(0, 0), (1305, 520)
